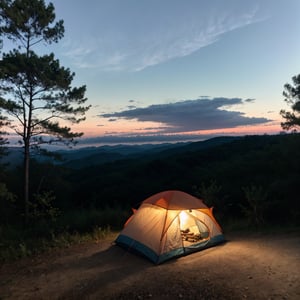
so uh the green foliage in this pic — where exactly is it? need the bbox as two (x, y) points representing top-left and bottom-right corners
(0, 223), (114, 262)
(0, 182), (16, 224)
(193, 180), (222, 207)
(240, 185), (268, 227)
(56, 207), (130, 233)
(28, 191), (60, 224)
(0, 0), (64, 46)
(280, 74), (300, 130)
(0, 204), (120, 262)
(48, 226), (113, 249)
(92, 226), (112, 241)
(0, 48), (89, 146)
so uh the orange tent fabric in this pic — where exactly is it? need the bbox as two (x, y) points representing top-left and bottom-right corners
(116, 190), (225, 264)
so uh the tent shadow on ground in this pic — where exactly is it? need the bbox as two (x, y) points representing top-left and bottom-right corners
(58, 244), (154, 299)
(59, 241), (229, 299)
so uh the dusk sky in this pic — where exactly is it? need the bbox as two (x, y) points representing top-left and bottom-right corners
(11, 0), (300, 145)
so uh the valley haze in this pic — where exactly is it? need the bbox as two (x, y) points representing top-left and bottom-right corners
(2, 136), (244, 169)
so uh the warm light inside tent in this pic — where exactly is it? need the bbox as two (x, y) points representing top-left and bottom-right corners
(116, 190), (225, 263)
(179, 210), (189, 228)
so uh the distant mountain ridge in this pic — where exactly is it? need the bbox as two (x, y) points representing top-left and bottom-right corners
(1, 136), (241, 169)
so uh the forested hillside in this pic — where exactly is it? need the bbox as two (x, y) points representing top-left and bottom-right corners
(1, 133), (299, 260)
(2, 133), (300, 221)
(62, 134), (299, 222)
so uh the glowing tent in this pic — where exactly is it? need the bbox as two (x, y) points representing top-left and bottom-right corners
(115, 190), (225, 264)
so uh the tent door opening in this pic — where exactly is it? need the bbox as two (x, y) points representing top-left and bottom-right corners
(179, 210), (210, 247)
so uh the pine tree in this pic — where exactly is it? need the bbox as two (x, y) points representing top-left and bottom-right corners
(280, 74), (300, 131)
(0, 0), (90, 222)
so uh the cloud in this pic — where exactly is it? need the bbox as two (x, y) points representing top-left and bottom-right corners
(99, 97), (271, 133)
(140, 126), (170, 131)
(61, 1), (265, 71)
(127, 105), (137, 110)
(245, 98), (256, 103)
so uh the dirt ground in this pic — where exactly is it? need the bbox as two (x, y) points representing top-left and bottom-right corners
(0, 231), (299, 300)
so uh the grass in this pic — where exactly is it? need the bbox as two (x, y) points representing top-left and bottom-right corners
(55, 206), (130, 232)
(0, 224), (115, 263)
(0, 206), (130, 263)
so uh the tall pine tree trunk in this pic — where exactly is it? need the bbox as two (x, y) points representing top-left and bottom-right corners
(23, 138), (30, 224)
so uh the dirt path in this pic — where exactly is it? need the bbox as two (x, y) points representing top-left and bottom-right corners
(0, 232), (299, 299)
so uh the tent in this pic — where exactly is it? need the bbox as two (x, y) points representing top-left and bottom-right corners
(115, 190), (225, 264)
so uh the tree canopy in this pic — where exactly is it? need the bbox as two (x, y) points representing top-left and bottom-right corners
(280, 74), (300, 131)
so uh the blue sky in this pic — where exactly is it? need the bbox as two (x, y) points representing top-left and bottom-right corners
(6, 0), (300, 145)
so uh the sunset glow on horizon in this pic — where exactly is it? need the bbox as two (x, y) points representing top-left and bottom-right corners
(73, 112), (282, 139)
